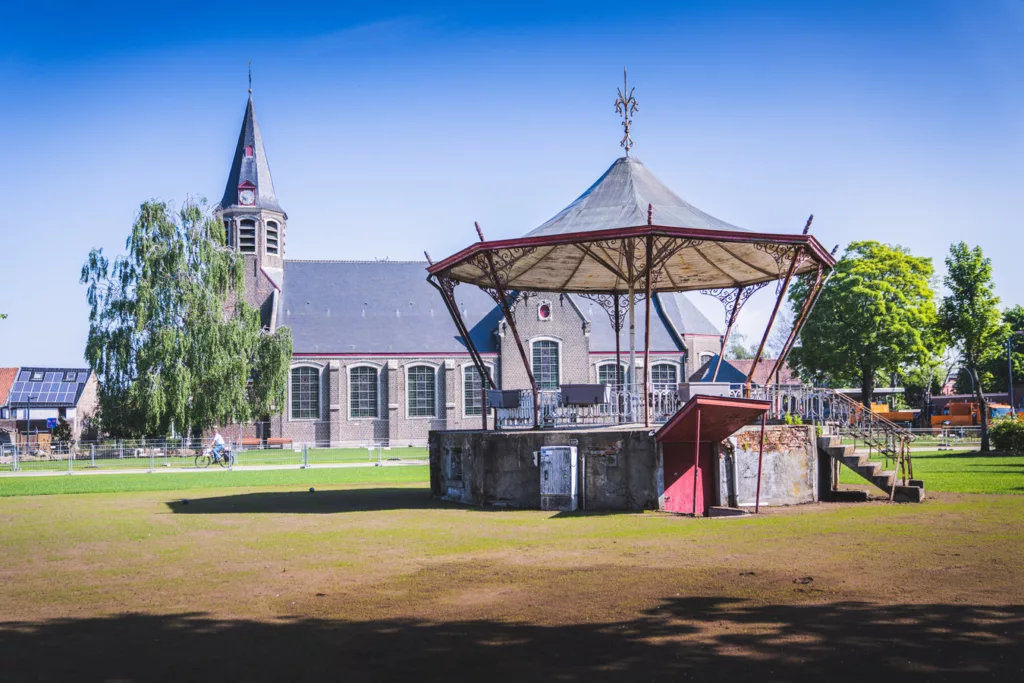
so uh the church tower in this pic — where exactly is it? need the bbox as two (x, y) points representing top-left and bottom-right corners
(215, 88), (286, 327)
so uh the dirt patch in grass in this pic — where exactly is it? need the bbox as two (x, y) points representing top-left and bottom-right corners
(1, 484), (1022, 680)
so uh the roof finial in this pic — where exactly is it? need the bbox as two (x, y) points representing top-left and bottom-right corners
(802, 214), (814, 234)
(614, 67), (639, 156)
(248, 60), (252, 94)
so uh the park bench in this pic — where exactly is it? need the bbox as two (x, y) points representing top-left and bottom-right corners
(239, 437), (293, 449)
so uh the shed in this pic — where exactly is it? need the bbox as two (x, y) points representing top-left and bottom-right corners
(655, 396), (770, 516)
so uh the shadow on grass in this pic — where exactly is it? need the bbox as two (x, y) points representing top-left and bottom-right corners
(166, 488), (590, 515)
(166, 487), (447, 514)
(1, 598), (1021, 681)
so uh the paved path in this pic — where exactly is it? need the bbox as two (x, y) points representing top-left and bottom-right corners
(0, 460), (428, 478)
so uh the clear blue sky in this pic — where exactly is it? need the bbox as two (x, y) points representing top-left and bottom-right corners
(1, 0), (1022, 366)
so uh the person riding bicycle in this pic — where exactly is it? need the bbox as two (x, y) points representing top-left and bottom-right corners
(210, 427), (226, 463)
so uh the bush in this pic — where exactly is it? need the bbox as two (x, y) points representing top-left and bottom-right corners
(989, 418), (1024, 453)
(784, 413), (804, 425)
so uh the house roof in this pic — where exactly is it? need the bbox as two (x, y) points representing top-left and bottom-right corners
(526, 156), (746, 237)
(689, 355), (797, 385)
(7, 368), (92, 408)
(219, 95), (283, 214)
(0, 367), (18, 406)
(279, 261), (501, 355)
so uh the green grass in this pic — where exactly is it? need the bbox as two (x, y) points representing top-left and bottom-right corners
(0, 465), (429, 497)
(839, 449), (1024, 494)
(1, 446), (428, 473)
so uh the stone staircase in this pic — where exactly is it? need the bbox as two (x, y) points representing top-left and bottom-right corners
(817, 436), (925, 503)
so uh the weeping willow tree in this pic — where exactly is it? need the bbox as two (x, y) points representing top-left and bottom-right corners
(81, 199), (292, 437)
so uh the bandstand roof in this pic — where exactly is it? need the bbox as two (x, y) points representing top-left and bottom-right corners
(428, 156), (834, 293)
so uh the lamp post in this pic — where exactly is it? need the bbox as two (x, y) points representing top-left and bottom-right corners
(1008, 332), (1024, 412)
(24, 395), (36, 450)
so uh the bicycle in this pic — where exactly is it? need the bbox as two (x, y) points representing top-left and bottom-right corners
(195, 447), (235, 469)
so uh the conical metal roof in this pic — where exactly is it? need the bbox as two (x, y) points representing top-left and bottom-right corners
(526, 156), (744, 237)
(220, 95), (283, 214)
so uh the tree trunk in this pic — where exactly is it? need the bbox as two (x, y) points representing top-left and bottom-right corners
(860, 368), (875, 409)
(972, 366), (990, 452)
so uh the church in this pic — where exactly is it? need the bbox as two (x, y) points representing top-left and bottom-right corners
(215, 92), (723, 447)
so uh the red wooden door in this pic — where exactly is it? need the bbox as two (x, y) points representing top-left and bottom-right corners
(662, 442), (714, 515)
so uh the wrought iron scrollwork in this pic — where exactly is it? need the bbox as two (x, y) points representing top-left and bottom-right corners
(700, 282), (768, 327)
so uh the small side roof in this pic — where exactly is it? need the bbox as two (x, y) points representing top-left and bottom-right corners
(656, 395), (770, 443)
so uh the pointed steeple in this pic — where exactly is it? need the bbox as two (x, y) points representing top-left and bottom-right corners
(220, 94), (283, 214)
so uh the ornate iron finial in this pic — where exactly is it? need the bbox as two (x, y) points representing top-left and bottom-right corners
(831, 244), (840, 256)
(803, 214), (814, 234)
(647, 203), (653, 226)
(475, 222), (485, 242)
(423, 250), (433, 266)
(248, 60), (252, 94)
(614, 67), (639, 155)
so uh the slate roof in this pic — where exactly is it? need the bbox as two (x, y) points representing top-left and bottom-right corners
(525, 156), (746, 237)
(219, 95), (283, 214)
(0, 368), (18, 406)
(279, 261), (720, 356)
(279, 261), (501, 355)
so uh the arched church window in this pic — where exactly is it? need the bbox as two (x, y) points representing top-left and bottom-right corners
(531, 339), (560, 390)
(651, 363), (678, 390)
(290, 367), (320, 420)
(266, 221), (279, 255)
(597, 362), (625, 388)
(223, 219), (232, 247)
(349, 366), (378, 418)
(407, 366), (436, 418)
(239, 219), (257, 253)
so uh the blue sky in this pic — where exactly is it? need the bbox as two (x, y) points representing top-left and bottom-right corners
(1, 1), (1022, 366)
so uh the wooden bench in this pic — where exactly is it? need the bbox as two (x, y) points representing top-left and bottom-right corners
(239, 437), (294, 449)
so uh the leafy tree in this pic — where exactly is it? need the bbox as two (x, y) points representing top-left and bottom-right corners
(725, 331), (755, 360)
(938, 242), (1008, 452)
(788, 241), (941, 407)
(81, 199), (292, 437)
(765, 309), (794, 358)
(52, 417), (74, 445)
(954, 305), (1024, 398)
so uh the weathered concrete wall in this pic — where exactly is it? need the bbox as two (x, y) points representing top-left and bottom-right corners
(431, 423), (817, 512)
(717, 425), (817, 507)
(429, 428), (659, 510)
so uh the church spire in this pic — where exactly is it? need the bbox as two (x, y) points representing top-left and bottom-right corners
(220, 86), (283, 214)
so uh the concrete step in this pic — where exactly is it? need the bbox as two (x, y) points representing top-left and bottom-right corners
(872, 471), (897, 488)
(842, 453), (868, 468)
(857, 462), (881, 478)
(892, 485), (925, 503)
(826, 489), (871, 503)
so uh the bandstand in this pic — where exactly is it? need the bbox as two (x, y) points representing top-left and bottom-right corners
(426, 73), (836, 514)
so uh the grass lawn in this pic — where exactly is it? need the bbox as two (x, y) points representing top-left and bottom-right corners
(0, 465), (428, 497)
(0, 482), (1022, 681)
(1, 446), (428, 474)
(839, 449), (1024, 494)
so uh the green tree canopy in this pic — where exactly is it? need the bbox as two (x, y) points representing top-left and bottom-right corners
(788, 241), (941, 406)
(938, 242), (1007, 451)
(81, 199), (292, 437)
(953, 305), (1024, 397)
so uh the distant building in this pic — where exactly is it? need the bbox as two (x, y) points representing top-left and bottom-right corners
(0, 367), (99, 446)
(213, 93), (723, 447)
(689, 355), (799, 387)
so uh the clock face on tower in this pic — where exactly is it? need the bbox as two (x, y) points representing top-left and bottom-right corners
(238, 189), (255, 205)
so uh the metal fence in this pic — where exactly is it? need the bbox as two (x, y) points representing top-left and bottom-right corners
(0, 438), (427, 474)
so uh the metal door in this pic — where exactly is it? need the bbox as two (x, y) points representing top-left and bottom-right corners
(540, 446), (577, 511)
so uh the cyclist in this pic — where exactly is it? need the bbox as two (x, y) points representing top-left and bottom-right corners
(210, 427), (227, 463)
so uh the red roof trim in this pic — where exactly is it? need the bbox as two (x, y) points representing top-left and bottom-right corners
(427, 224), (835, 276)
(655, 395), (771, 442)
